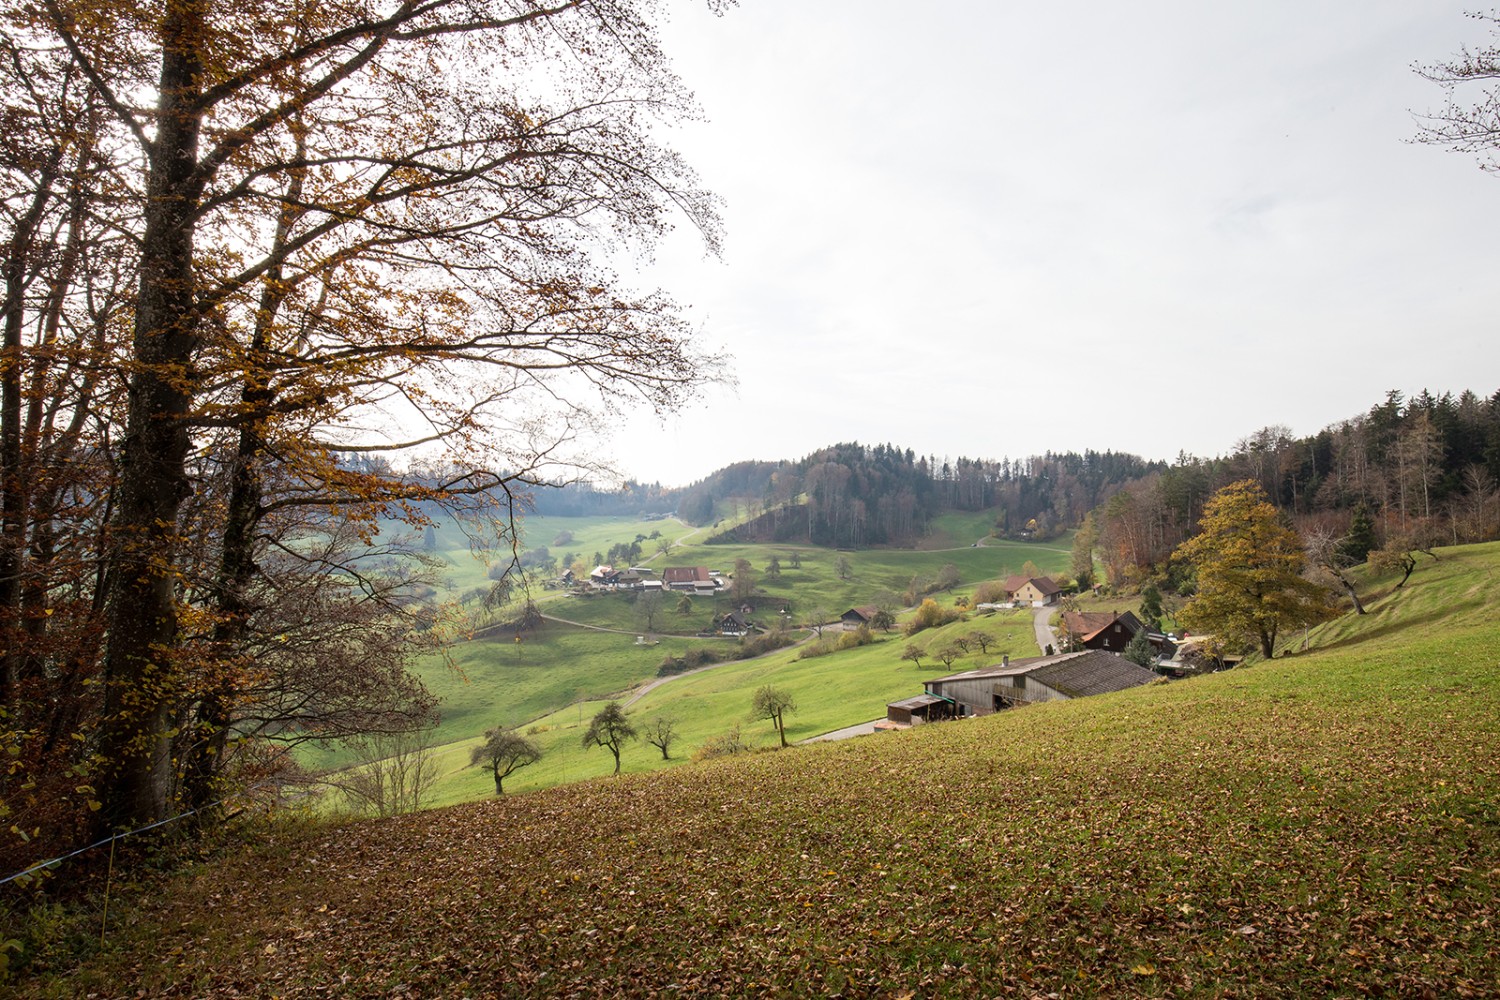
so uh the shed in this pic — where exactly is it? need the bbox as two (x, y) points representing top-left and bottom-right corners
(885, 692), (956, 726)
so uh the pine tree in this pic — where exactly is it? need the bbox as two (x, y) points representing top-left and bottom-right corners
(1336, 503), (1379, 565)
(1123, 629), (1155, 668)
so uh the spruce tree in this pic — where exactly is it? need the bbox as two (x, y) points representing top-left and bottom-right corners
(1337, 504), (1378, 565)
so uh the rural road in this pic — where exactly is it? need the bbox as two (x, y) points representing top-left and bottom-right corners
(799, 719), (883, 743)
(1032, 605), (1057, 654)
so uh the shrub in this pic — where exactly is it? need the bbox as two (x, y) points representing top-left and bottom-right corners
(739, 632), (795, 658)
(837, 624), (874, 650)
(693, 725), (752, 762)
(904, 598), (962, 636)
(971, 579), (1010, 605)
(796, 641), (833, 661)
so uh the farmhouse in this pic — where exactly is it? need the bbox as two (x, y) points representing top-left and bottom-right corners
(1003, 575), (1062, 606)
(712, 611), (756, 637)
(840, 605), (879, 629)
(663, 566), (716, 591)
(1058, 610), (1175, 657)
(896, 649), (1155, 719)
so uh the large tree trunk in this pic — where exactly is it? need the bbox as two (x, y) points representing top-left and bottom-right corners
(97, 2), (206, 833)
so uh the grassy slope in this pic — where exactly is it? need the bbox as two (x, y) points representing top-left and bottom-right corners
(418, 607), (1042, 807)
(303, 513), (1065, 776)
(25, 543), (1500, 997)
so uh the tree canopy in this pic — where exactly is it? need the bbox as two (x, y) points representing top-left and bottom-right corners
(750, 685), (796, 748)
(471, 728), (543, 796)
(0, 0), (729, 866)
(582, 702), (637, 775)
(1174, 481), (1336, 659)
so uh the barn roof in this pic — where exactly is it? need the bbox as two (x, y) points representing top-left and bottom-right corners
(1026, 649), (1156, 697)
(928, 649), (1154, 698)
(888, 693), (953, 711)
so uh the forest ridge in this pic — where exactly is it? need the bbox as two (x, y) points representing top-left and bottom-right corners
(537, 387), (1500, 563)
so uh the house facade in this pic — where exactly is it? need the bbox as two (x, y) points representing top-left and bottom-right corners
(1003, 576), (1062, 606)
(1059, 610), (1141, 651)
(712, 611), (756, 637)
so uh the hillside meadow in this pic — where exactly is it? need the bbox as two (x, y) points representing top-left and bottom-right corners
(12, 542), (1499, 996)
(302, 514), (1069, 784)
(417, 605), (1041, 806)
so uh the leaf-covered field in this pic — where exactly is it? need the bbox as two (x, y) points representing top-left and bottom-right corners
(19, 544), (1500, 997)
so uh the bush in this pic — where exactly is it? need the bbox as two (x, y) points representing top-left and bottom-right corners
(971, 579), (1010, 605)
(738, 632), (796, 658)
(838, 624), (874, 650)
(660, 632), (794, 675)
(693, 725), (752, 762)
(904, 598), (962, 636)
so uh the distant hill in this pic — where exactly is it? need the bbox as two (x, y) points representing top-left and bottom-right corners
(31, 541), (1500, 996)
(530, 387), (1500, 563)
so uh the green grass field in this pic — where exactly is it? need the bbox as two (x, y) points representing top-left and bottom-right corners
(23, 541), (1500, 996)
(304, 513), (1071, 783)
(416, 606), (1042, 806)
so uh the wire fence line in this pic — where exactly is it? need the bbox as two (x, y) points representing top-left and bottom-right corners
(1, 784), (275, 889)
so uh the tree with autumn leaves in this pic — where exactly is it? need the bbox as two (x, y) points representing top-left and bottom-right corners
(1174, 481), (1337, 659)
(1, 0), (731, 863)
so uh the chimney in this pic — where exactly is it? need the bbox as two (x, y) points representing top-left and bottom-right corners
(1002, 654), (1009, 667)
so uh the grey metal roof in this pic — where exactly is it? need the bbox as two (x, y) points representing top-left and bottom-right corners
(928, 649), (1154, 699)
(1027, 649), (1156, 697)
(889, 693), (952, 710)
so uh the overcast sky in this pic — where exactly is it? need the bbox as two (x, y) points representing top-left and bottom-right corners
(592, 0), (1500, 488)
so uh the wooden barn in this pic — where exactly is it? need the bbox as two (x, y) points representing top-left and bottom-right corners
(918, 649), (1156, 717)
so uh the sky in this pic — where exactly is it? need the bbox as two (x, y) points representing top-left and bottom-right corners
(592, 0), (1500, 488)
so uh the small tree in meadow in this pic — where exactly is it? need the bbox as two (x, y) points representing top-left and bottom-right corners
(751, 685), (797, 748)
(1139, 585), (1165, 631)
(642, 716), (680, 760)
(471, 728), (543, 795)
(582, 702), (637, 774)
